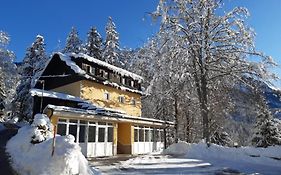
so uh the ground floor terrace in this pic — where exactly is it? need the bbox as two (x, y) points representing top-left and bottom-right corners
(44, 105), (173, 158)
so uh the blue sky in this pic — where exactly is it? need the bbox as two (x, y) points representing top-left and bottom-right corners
(1, 0), (281, 86)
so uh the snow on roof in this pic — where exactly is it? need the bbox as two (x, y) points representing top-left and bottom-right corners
(67, 52), (143, 82)
(30, 88), (84, 102)
(103, 80), (144, 95)
(52, 52), (143, 94)
(56, 52), (87, 75)
(45, 104), (174, 125)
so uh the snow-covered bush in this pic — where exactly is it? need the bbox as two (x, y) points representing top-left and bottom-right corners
(31, 113), (53, 144)
(6, 113), (97, 175)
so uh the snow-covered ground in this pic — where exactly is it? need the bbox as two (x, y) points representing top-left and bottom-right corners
(6, 114), (99, 175)
(92, 141), (281, 175)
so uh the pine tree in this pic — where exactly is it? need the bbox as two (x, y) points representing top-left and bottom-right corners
(0, 31), (18, 117)
(13, 35), (48, 120)
(103, 17), (120, 65)
(85, 27), (103, 60)
(63, 27), (82, 54)
(252, 101), (281, 147)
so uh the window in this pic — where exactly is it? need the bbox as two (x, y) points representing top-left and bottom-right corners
(134, 128), (139, 142)
(57, 123), (66, 136)
(155, 129), (160, 142)
(88, 126), (96, 142)
(107, 127), (113, 142)
(103, 71), (109, 79)
(121, 77), (126, 85)
(90, 67), (96, 75)
(98, 128), (105, 142)
(139, 127), (144, 142)
(131, 98), (136, 106)
(131, 80), (134, 87)
(69, 125), (77, 142)
(104, 92), (110, 100)
(79, 125), (86, 143)
(160, 130), (164, 142)
(125, 78), (131, 86)
(111, 74), (120, 83)
(118, 96), (125, 103)
(82, 63), (91, 73)
(145, 129), (150, 142)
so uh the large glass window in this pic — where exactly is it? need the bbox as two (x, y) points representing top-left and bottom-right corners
(107, 127), (113, 142)
(98, 128), (105, 142)
(88, 126), (96, 142)
(57, 123), (66, 136)
(69, 125), (77, 142)
(79, 125), (86, 143)
(155, 129), (160, 142)
(160, 130), (164, 142)
(139, 127), (144, 142)
(134, 128), (139, 142)
(145, 129), (150, 142)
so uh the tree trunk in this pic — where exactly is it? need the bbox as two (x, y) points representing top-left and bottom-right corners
(201, 75), (210, 144)
(174, 96), (179, 143)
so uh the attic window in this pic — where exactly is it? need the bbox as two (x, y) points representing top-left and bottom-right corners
(90, 67), (96, 75)
(121, 77), (126, 85)
(118, 96), (125, 103)
(103, 71), (108, 79)
(82, 63), (91, 73)
(131, 80), (134, 87)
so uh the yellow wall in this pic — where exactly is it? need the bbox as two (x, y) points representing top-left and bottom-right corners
(81, 80), (141, 117)
(117, 123), (132, 145)
(52, 81), (81, 97)
(117, 123), (132, 154)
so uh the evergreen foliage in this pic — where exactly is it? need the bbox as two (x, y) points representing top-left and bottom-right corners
(13, 35), (48, 120)
(63, 27), (83, 54)
(103, 17), (120, 65)
(210, 131), (233, 146)
(252, 103), (281, 147)
(85, 27), (103, 60)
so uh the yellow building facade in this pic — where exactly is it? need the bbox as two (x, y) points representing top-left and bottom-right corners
(34, 52), (172, 157)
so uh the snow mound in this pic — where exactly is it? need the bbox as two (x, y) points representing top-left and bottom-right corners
(6, 113), (98, 175)
(163, 141), (190, 156)
(163, 141), (281, 174)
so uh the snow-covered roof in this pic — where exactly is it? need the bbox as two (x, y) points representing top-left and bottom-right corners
(44, 104), (174, 126)
(67, 52), (143, 82)
(51, 52), (144, 95)
(30, 88), (84, 102)
(30, 88), (129, 115)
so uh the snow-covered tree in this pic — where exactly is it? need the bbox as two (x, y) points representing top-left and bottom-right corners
(152, 0), (276, 143)
(31, 113), (53, 144)
(63, 27), (83, 54)
(103, 17), (120, 65)
(210, 131), (233, 146)
(252, 96), (281, 147)
(13, 35), (48, 120)
(0, 31), (18, 115)
(85, 27), (103, 59)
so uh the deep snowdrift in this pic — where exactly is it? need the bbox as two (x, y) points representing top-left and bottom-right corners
(164, 141), (281, 174)
(6, 114), (98, 175)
